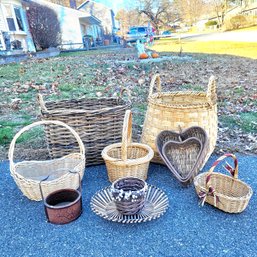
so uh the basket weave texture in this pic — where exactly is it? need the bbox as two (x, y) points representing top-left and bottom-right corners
(156, 126), (209, 185)
(194, 153), (253, 213)
(38, 93), (131, 166)
(111, 177), (148, 215)
(102, 110), (154, 182)
(141, 74), (217, 166)
(8, 120), (86, 201)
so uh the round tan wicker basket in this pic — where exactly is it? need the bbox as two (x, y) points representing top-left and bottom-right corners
(142, 74), (217, 166)
(194, 153), (253, 213)
(8, 120), (86, 201)
(102, 110), (154, 182)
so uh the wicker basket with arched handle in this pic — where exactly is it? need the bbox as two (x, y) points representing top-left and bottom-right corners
(8, 120), (86, 201)
(102, 110), (154, 182)
(194, 153), (253, 213)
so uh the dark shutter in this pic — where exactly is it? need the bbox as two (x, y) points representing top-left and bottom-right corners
(7, 18), (16, 31)
(70, 0), (77, 9)
(14, 8), (24, 31)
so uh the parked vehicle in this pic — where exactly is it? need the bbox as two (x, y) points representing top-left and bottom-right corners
(161, 31), (172, 37)
(124, 26), (155, 43)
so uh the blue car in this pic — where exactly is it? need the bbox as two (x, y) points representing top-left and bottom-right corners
(161, 31), (172, 37)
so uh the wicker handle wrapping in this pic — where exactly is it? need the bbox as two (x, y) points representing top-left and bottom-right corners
(121, 110), (133, 161)
(208, 153), (239, 180)
(206, 75), (217, 104)
(120, 88), (132, 103)
(148, 74), (161, 97)
(8, 120), (85, 170)
(37, 94), (48, 112)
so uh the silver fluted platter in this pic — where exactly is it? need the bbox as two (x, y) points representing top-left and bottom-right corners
(90, 185), (169, 223)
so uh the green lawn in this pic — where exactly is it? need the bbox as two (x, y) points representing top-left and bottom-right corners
(151, 38), (257, 59)
(0, 42), (256, 156)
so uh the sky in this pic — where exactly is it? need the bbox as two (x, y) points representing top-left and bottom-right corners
(92, 0), (125, 13)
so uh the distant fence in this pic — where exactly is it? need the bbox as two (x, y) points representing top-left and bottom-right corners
(58, 41), (122, 53)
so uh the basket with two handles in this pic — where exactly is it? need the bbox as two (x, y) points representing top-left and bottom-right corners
(38, 90), (131, 166)
(142, 74), (218, 168)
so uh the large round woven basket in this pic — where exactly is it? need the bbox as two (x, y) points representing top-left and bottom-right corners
(141, 74), (217, 166)
(194, 153), (253, 213)
(102, 110), (154, 182)
(8, 120), (86, 201)
(38, 92), (131, 166)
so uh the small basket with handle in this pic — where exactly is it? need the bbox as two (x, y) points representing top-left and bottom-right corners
(194, 153), (253, 213)
(8, 120), (85, 201)
(102, 110), (154, 182)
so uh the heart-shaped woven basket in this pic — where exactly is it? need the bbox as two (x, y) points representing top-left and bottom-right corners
(156, 126), (209, 185)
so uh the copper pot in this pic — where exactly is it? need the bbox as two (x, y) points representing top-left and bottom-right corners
(40, 171), (82, 225)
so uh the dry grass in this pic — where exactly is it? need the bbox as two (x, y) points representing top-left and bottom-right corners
(151, 39), (257, 59)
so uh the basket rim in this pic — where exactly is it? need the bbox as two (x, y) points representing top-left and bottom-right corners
(194, 172), (253, 200)
(44, 188), (82, 209)
(10, 152), (85, 184)
(102, 142), (154, 166)
(40, 97), (130, 115)
(148, 92), (216, 109)
(111, 176), (148, 201)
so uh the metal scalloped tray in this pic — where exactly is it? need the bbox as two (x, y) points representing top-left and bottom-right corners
(90, 185), (169, 223)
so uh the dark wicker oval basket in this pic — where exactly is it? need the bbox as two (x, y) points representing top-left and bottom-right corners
(111, 177), (148, 215)
(38, 93), (131, 166)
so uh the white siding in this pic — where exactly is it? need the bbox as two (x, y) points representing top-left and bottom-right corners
(0, 5), (7, 31)
(58, 7), (83, 44)
(35, 0), (92, 45)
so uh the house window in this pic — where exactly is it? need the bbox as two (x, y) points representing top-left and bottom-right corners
(3, 4), (24, 32)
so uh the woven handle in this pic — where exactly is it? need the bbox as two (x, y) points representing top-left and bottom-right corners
(8, 120), (85, 170)
(121, 110), (132, 161)
(120, 88), (132, 103)
(206, 75), (217, 104)
(208, 153), (239, 180)
(37, 94), (48, 112)
(148, 74), (161, 97)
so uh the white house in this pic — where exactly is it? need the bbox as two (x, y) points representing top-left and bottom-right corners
(78, 0), (115, 36)
(29, 0), (102, 49)
(0, 0), (35, 52)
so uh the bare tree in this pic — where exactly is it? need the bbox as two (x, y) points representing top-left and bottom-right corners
(136, 0), (174, 34)
(26, 2), (61, 50)
(206, 0), (239, 27)
(116, 9), (146, 35)
(174, 0), (207, 25)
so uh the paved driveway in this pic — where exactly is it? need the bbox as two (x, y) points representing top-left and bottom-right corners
(1, 154), (257, 257)
(177, 30), (257, 42)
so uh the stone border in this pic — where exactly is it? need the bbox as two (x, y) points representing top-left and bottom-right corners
(0, 48), (60, 65)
